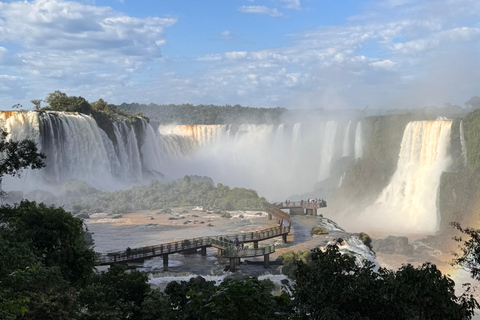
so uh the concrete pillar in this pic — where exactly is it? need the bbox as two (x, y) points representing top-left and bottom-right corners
(201, 247), (207, 256)
(264, 254), (270, 268)
(230, 258), (236, 271)
(254, 241), (258, 249)
(236, 257), (241, 265)
(282, 234), (288, 243)
(163, 254), (169, 272)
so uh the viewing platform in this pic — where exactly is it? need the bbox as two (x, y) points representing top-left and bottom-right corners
(95, 202), (315, 271)
(275, 199), (327, 216)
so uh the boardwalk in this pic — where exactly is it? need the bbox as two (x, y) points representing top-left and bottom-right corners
(95, 202), (323, 271)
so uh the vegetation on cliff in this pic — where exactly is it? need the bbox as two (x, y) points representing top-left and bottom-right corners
(119, 102), (286, 124)
(335, 114), (414, 208)
(40, 91), (148, 141)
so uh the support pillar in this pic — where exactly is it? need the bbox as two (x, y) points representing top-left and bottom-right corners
(264, 254), (270, 268)
(282, 234), (288, 243)
(254, 241), (258, 249)
(236, 257), (241, 265)
(230, 258), (236, 271)
(201, 247), (207, 256)
(163, 254), (169, 272)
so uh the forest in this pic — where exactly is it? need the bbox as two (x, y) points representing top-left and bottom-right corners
(1, 200), (478, 320)
(65, 175), (268, 216)
(119, 102), (286, 124)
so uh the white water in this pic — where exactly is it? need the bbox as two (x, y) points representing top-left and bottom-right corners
(361, 120), (453, 233)
(0, 111), (363, 200)
(460, 120), (468, 167)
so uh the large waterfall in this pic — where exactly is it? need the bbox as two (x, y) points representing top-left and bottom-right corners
(361, 120), (453, 234)
(0, 111), (363, 200)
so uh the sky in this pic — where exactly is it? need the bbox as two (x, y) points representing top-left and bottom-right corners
(1, 0), (480, 110)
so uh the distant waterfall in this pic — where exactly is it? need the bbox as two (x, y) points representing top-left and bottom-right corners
(0, 111), (365, 200)
(342, 120), (352, 157)
(364, 120), (453, 233)
(354, 121), (363, 159)
(460, 120), (467, 166)
(0, 111), (167, 190)
(292, 123), (301, 142)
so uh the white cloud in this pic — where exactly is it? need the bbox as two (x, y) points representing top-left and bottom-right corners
(278, 0), (301, 10)
(225, 51), (248, 60)
(238, 6), (285, 17)
(220, 30), (234, 41)
(370, 59), (395, 69)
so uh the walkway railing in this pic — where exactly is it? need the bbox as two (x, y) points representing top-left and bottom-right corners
(223, 244), (275, 258)
(96, 225), (290, 265)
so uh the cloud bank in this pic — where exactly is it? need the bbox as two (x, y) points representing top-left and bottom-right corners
(0, 0), (480, 110)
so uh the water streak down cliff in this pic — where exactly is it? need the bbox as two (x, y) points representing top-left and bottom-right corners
(0, 111), (363, 200)
(362, 120), (453, 233)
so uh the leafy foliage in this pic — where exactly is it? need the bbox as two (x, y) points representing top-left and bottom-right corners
(292, 244), (477, 320)
(452, 222), (480, 281)
(0, 201), (97, 285)
(119, 102), (286, 124)
(0, 133), (45, 192)
(42, 91), (148, 140)
(359, 232), (372, 250)
(69, 176), (269, 214)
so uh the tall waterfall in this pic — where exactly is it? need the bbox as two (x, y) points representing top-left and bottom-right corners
(460, 120), (467, 166)
(362, 120), (453, 233)
(0, 111), (364, 200)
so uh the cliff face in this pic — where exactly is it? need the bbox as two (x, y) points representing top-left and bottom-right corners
(438, 110), (480, 231)
(333, 114), (414, 209)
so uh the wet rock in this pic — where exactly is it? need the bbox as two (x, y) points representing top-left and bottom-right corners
(372, 236), (414, 255)
(193, 276), (206, 285)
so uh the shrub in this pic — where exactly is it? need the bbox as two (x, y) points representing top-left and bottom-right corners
(359, 232), (373, 250)
(311, 227), (329, 235)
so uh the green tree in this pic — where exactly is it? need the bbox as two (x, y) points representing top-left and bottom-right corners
(452, 222), (480, 280)
(0, 201), (97, 285)
(0, 132), (45, 194)
(293, 244), (477, 320)
(79, 264), (150, 320)
(187, 278), (289, 320)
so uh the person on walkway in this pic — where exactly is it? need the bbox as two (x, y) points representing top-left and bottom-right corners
(234, 238), (240, 250)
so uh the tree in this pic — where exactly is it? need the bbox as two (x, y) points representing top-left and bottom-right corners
(78, 264), (150, 320)
(187, 277), (289, 320)
(0, 201), (97, 285)
(30, 99), (42, 111)
(292, 244), (477, 320)
(0, 131), (45, 195)
(465, 96), (480, 109)
(452, 222), (480, 280)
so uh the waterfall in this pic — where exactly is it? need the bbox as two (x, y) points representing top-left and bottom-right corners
(460, 120), (467, 166)
(1, 111), (365, 200)
(354, 121), (363, 159)
(342, 120), (352, 157)
(318, 121), (339, 181)
(364, 120), (453, 233)
(292, 123), (301, 142)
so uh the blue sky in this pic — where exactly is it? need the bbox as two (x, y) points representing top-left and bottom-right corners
(1, 0), (480, 110)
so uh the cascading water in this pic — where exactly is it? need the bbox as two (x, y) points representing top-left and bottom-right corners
(0, 111), (364, 201)
(460, 120), (467, 167)
(354, 121), (363, 159)
(362, 120), (453, 234)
